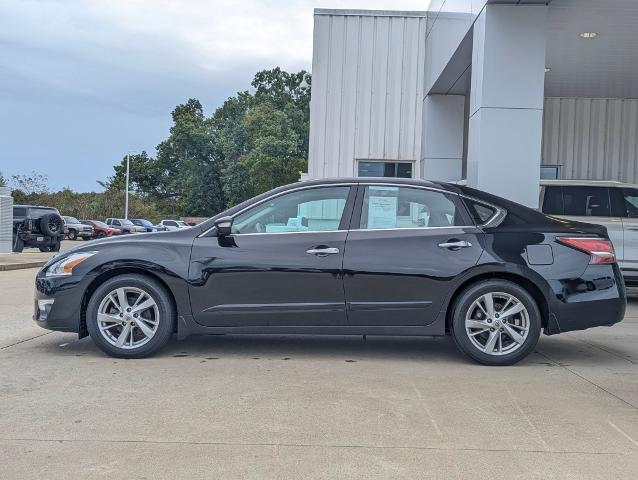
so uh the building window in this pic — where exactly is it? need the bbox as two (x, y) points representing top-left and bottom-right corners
(357, 161), (413, 178)
(540, 165), (560, 179)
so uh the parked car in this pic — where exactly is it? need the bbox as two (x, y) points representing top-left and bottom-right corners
(81, 220), (121, 239)
(62, 216), (94, 241)
(33, 178), (626, 364)
(12, 205), (65, 252)
(105, 218), (146, 234)
(539, 179), (638, 286)
(159, 219), (190, 231)
(130, 218), (167, 232)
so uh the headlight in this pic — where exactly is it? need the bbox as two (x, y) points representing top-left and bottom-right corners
(46, 251), (98, 277)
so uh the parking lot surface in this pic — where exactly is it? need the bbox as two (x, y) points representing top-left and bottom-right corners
(1, 268), (638, 479)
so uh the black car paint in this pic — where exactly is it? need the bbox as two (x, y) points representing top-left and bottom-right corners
(34, 178), (626, 340)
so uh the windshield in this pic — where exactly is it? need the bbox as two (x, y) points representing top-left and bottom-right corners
(177, 221), (188, 227)
(119, 219), (134, 226)
(92, 221), (108, 228)
(135, 219), (153, 226)
(64, 216), (80, 224)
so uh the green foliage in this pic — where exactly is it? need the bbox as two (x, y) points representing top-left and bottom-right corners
(102, 67), (311, 215)
(11, 188), (161, 223)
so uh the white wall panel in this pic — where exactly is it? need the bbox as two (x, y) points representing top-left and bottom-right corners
(543, 97), (638, 183)
(308, 10), (427, 178)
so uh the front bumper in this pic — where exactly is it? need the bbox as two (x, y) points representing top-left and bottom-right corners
(546, 263), (626, 334)
(33, 272), (89, 334)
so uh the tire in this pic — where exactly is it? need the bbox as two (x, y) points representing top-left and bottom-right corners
(51, 241), (61, 252)
(96, 232), (106, 239)
(83, 237), (90, 241)
(86, 274), (175, 358)
(39, 247), (50, 252)
(450, 280), (541, 366)
(39, 213), (64, 237)
(67, 230), (77, 241)
(12, 235), (24, 253)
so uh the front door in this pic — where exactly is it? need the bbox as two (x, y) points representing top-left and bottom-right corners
(343, 185), (484, 326)
(189, 185), (355, 327)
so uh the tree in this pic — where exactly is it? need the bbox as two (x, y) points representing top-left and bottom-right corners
(11, 171), (49, 195)
(101, 68), (312, 216)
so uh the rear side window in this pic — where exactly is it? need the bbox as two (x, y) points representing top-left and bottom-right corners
(463, 199), (497, 225)
(562, 186), (610, 217)
(542, 186), (564, 215)
(359, 186), (464, 229)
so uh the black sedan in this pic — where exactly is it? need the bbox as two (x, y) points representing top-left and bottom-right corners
(33, 178), (626, 365)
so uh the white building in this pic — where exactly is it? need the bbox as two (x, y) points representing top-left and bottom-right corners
(307, 1), (638, 207)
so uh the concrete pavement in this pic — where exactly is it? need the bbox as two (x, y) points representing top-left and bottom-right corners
(1, 268), (637, 479)
(0, 241), (75, 271)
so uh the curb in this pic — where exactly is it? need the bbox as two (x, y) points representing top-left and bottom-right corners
(0, 262), (47, 272)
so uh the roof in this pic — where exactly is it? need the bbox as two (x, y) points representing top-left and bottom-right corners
(540, 179), (638, 188)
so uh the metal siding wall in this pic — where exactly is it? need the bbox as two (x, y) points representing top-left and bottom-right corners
(543, 97), (638, 183)
(308, 12), (427, 179)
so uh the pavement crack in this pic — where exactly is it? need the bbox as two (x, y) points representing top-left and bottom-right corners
(536, 350), (638, 410)
(0, 332), (52, 350)
(0, 437), (627, 456)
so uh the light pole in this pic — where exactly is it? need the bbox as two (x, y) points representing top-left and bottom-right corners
(124, 153), (130, 219)
(124, 151), (138, 219)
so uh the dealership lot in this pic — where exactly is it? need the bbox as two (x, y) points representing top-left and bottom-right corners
(1, 268), (637, 479)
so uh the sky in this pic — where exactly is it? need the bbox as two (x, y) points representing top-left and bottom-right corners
(0, 0), (427, 192)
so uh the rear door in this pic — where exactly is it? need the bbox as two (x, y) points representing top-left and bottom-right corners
(342, 184), (484, 326)
(541, 185), (624, 264)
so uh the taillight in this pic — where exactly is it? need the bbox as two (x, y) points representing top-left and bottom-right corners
(557, 237), (615, 264)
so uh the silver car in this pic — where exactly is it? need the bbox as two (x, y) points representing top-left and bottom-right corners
(539, 179), (638, 285)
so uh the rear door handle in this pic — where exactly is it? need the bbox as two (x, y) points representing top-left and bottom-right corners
(306, 247), (340, 256)
(438, 240), (472, 249)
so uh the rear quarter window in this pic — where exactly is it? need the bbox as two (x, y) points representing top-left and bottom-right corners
(463, 199), (497, 225)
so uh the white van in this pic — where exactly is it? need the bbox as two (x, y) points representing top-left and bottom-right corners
(539, 179), (638, 285)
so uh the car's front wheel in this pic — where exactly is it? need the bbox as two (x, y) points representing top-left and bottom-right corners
(450, 280), (541, 366)
(86, 274), (175, 358)
(67, 230), (77, 240)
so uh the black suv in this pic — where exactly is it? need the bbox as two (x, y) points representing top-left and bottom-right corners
(12, 205), (65, 252)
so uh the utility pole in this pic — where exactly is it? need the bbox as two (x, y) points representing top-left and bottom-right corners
(124, 153), (130, 219)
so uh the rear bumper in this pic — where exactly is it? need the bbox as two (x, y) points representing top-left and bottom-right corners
(18, 233), (64, 246)
(545, 263), (626, 334)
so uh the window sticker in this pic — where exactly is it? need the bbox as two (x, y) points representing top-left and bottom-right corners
(368, 195), (398, 229)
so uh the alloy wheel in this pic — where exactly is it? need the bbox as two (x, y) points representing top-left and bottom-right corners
(464, 292), (530, 356)
(96, 287), (160, 349)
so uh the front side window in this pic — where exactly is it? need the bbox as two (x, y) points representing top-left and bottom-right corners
(360, 186), (462, 230)
(357, 161), (413, 178)
(562, 186), (610, 217)
(232, 186), (351, 234)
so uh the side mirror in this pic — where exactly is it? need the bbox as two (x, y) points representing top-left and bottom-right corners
(213, 216), (233, 236)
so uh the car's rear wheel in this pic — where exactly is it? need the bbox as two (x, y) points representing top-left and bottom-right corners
(450, 280), (541, 366)
(86, 274), (175, 358)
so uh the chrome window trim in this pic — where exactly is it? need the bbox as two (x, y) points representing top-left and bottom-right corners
(198, 181), (507, 237)
(198, 183), (357, 237)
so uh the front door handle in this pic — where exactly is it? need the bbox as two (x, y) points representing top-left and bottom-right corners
(306, 247), (340, 256)
(438, 240), (472, 250)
